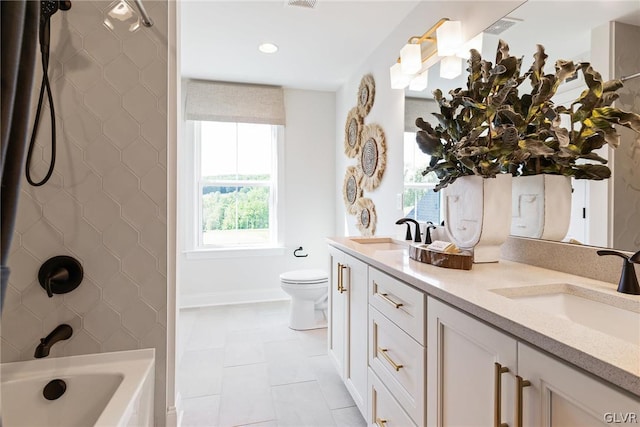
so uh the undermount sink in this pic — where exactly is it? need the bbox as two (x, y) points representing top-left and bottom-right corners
(492, 283), (640, 346)
(348, 237), (407, 251)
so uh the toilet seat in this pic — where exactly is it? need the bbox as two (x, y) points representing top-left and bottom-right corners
(280, 269), (328, 285)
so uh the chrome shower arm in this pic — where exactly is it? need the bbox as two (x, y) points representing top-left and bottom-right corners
(133, 0), (153, 27)
(621, 71), (640, 82)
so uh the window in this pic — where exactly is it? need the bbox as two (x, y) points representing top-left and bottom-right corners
(193, 120), (282, 249)
(403, 131), (442, 224)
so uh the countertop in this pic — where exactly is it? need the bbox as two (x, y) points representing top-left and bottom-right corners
(327, 236), (640, 397)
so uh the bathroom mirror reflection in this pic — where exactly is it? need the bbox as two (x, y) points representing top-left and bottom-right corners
(403, 0), (640, 252)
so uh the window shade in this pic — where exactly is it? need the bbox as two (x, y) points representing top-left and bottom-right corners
(185, 80), (286, 125)
(405, 97), (438, 132)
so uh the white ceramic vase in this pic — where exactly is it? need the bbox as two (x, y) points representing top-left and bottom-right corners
(443, 174), (512, 263)
(511, 175), (572, 241)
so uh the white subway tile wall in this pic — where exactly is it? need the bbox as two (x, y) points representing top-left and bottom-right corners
(1, 1), (168, 424)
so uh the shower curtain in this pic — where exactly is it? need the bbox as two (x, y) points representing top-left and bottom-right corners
(1, 1), (39, 312)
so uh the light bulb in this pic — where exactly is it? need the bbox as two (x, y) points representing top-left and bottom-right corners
(436, 20), (462, 57)
(400, 43), (422, 74)
(440, 56), (462, 79)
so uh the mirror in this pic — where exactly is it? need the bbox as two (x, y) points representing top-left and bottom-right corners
(404, 0), (640, 252)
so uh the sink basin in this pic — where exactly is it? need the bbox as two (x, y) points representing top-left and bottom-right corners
(492, 284), (640, 345)
(349, 237), (407, 251)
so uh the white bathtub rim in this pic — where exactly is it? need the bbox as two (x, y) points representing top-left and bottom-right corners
(1, 348), (155, 427)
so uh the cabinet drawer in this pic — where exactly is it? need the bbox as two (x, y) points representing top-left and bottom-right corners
(369, 268), (426, 345)
(369, 307), (425, 426)
(368, 368), (417, 427)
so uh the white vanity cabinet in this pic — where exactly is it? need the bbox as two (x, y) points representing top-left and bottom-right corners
(328, 246), (368, 416)
(427, 296), (517, 426)
(518, 343), (640, 427)
(368, 267), (427, 426)
(427, 297), (640, 427)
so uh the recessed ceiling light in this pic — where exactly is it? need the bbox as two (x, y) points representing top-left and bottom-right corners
(258, 43), (279, 54)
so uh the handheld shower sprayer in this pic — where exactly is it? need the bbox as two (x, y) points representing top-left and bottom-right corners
(26, 1), (72, 187)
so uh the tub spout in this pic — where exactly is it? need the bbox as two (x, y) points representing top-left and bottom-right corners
(34, 324), (72, 358)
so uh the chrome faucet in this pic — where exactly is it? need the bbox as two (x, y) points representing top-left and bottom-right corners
(596, 250), (640, 295)
(396, 218), (422, 243)
(34, 324), (72, 358)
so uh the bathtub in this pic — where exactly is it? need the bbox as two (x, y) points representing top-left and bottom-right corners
(1, 348), (154, 427)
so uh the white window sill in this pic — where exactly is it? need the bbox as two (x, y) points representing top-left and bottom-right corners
(183, 246), (286, 260)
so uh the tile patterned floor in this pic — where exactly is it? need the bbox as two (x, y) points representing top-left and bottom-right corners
(178, 301), (366, 427)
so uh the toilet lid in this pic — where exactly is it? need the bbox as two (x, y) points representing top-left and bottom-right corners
(280, 269), (327, 284)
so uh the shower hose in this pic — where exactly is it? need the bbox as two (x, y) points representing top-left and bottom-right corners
(25, 31), (57, 187)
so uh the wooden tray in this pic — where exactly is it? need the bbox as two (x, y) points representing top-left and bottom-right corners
(409, 244), (473, 270)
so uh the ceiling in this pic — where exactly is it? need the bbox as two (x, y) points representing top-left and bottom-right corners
(180, 1), (640, 94)
(180, 0), (420, 91)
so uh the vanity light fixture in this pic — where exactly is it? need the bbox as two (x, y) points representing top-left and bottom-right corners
(390, 62), (412, 89)
(409, 69), (429, 91)
(440, 55), (462, 79)
(400, 43), (422, 74)
(258, 42), (279, 54)
(436, 20), (462, 56)
(391, 18), (481, 89)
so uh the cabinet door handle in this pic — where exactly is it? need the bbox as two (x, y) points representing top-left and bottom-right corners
(340, 264), (349, 293)
(494, 362), (509, 427)
(515, 375), (531, 427)
(375, 418), (387, 427)
(378, 347), (403, 371)
(378, 291), (403, 309)
(337, 263), (347, 293)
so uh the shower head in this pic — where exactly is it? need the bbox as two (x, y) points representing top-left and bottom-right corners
(39, 1), (72, 55)
(40, 1), (59, 21)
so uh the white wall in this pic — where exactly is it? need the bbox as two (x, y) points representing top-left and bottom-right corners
(179, 89), (336, 307)
(335, 1), (525, 238)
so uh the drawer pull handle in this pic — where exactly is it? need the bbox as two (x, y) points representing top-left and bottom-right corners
(378, 347), (403, 371)
(375, 418), (387, 427)
(494, 362), (509, 427)
(378, 292), (403, 309)
(515, 375), (531, 427)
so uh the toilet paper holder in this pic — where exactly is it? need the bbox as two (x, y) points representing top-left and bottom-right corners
(294, 246), (308, 257)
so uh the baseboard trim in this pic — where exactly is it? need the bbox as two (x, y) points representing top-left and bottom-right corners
(179, 288), (289, 308)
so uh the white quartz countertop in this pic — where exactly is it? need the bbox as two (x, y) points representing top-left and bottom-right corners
(328, 237), (640, 397)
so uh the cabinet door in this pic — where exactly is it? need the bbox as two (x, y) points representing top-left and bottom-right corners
(344, 253), (368, 416)
(518, 343), (640, 427)
(427, 297), (517, 427)
(328, 248), (348, 378)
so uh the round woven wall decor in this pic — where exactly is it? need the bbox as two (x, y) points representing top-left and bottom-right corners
(355, 198), (377, 236)
(343, 107), (364, 158)
(358, 123), (387, 191)
(358, 74), (375, 116)
(343, 166), (363, 215)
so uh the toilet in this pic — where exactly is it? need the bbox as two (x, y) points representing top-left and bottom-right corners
(280, 269), (328, 330)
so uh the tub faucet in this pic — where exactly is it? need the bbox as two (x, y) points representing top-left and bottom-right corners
(395, 218), (422, 243)
(34, 324), (73, 358)
(596, 250), (640, 295)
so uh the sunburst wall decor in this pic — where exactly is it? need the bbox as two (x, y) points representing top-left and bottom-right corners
(357, 123), (387, 191)
(358, 74), (375, 116)
(343, 107), (364, 158)
(343, 166), (363, 215)
(355, 198), (377, 236)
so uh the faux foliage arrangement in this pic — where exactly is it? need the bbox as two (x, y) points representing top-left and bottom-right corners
(416, 39), (640, 191)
